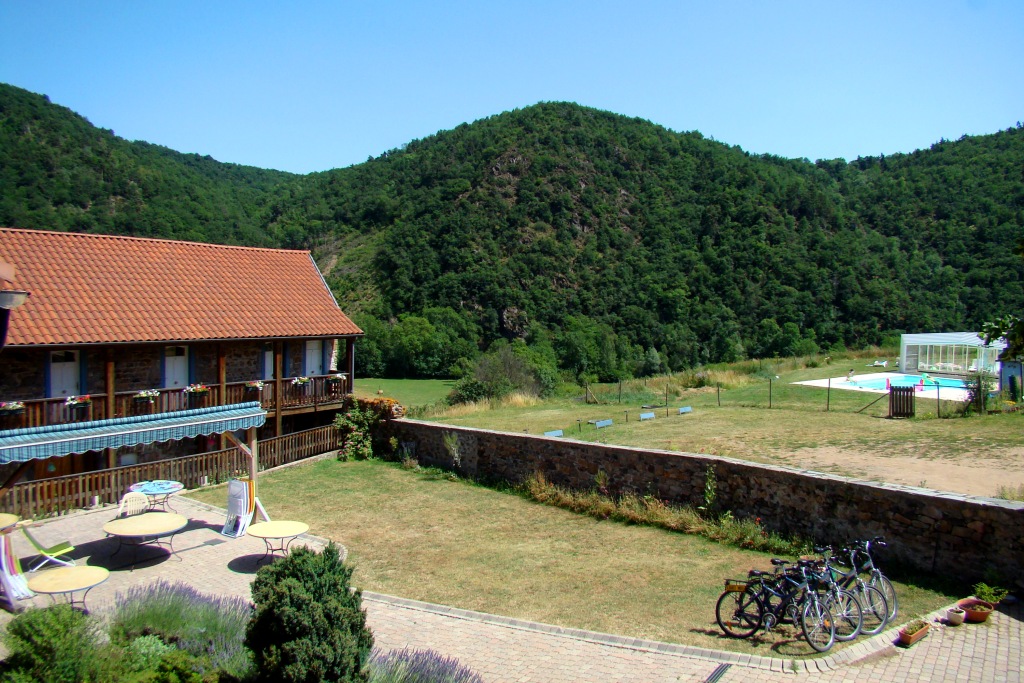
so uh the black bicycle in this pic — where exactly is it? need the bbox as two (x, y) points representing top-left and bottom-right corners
(819, 546), (888, 636)
(847, 537), (898, 623)
(716, 558), (837, 652)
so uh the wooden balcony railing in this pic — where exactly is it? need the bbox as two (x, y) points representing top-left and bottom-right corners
(0, 424), (338, 518)
(0, 374), (351, 431)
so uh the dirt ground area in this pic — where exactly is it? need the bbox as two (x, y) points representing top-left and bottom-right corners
(771, 445), (1024, 498)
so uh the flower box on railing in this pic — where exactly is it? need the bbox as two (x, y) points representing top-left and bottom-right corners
(65, 395), (92, 409)
(0, 401), (25, 416)
(245, 380), (265, 392)
(183, 384), (210, 408)
(134, 389), (161, 404)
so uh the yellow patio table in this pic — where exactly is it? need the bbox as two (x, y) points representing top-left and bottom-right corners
(247, 521), (309, 564)
(27, 565), (109, 611)
(0, 513), (19, 531)
(103, 512), (188, 569)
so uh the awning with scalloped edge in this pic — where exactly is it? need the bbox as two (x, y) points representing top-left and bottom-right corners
(0, 402), (266, 463)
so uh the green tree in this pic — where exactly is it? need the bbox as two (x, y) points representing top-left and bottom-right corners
(245, 543), (373, 683)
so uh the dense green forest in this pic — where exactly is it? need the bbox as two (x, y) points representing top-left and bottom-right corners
(2, 83), (1022, 386)
(0, 84), (298, 245)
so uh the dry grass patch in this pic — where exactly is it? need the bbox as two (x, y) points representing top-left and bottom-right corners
(187, 459), (953, 657)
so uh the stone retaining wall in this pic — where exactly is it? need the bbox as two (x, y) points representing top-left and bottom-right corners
(390, 419), (1024, 585)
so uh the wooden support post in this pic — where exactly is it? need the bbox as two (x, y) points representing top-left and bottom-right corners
(248, 425), (258, 497)
(346, 338), (356, 394)
(274, 341), (283, 437)
(218, 344), (228, 449)
(105, 350), (117, 467)
(104, 350), (116, 419)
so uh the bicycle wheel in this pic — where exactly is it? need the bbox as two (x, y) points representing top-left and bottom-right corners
(825, 590), (862, 641)
(716, 588), (763, 638)
(870, 573), (898, 622)
(855, 584), (889, 635)
(801, 598), (836, 653)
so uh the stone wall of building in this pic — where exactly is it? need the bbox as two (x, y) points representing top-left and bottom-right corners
(390, 419), (1024, 585)
(0, 348), (44, 399)
(111, 346), (162, 390)
(226, 341), (263, 382)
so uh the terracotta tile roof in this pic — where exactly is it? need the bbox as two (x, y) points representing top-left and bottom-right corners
(0, 228), (362, 346)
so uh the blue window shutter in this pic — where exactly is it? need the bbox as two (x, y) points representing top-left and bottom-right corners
(322, 341), (331, 374)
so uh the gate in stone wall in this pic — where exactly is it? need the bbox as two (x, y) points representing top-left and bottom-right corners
(889, 386), (915, 418)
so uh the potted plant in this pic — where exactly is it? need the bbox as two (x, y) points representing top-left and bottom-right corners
(0, 401), (25, 416)
(245, 380), (264, 392)
(134, 389), (160, 404)
(291, 376), (310, 386)
(957, 598), (994, 623)
(972, 582), (1008, 606)
(946, 607), (965, 626)
(898, 619), (930, 646)
(65, 394), (91, 409)
(183, 383), (210, 407)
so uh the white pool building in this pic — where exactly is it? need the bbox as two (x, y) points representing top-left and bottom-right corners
(899, 332), (1005, 376)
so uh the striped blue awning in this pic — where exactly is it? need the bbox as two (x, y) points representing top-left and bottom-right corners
(0, 402), (266, 463)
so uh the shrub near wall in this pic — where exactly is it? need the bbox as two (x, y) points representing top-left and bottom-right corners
(388, 419), (1024, 585)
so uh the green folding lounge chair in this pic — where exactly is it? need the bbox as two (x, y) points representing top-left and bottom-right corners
(21, 526), (76, 572)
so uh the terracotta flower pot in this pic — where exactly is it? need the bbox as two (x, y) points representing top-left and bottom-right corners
(957, 598), (994, 623)
(898, 621), (930, 646)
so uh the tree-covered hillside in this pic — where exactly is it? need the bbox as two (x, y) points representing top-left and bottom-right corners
(0, 84), (298, 245)
(2, 84), (1021, 381)
(271, 103), (1024, 376)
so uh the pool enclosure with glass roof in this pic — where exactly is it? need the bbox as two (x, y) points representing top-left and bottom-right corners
(899, 332), (1005, 376)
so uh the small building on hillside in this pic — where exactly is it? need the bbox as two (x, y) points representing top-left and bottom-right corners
(899, 332), (1005, 378)
(0, 228), (362, 480)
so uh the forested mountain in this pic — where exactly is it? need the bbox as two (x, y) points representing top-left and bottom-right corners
(0, 84), (297, 245)
(2, 83), (1022, 380)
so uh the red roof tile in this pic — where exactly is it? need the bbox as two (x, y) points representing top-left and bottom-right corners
(0, 228), (362, 346)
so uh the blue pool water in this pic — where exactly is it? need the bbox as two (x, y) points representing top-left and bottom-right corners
(853, 374), (967, 390)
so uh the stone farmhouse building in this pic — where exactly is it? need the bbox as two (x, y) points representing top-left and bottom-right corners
(0, 228), (362, 482)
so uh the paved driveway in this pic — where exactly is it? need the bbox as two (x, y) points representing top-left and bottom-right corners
(3, 497), (1020, 682)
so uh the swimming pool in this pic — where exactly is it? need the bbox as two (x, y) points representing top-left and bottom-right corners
(852, 374), (967, 391)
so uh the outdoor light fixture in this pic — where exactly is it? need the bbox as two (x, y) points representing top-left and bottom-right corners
(0, 290), (30, 310)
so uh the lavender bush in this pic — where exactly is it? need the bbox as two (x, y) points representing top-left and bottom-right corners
(108, 580), (253, 678)
(368, 648), (484, 683)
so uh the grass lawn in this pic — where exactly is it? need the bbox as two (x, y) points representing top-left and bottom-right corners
(187, 458), (954, 657)
(412, 362), (1024, 495)
(353, 377), (454, 407)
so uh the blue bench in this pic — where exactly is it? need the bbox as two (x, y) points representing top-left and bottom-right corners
(594, 419), (613, 429)
(543, 429), (564, 437)
(639, 412), (656, 421)
(678, 406), (692, 415)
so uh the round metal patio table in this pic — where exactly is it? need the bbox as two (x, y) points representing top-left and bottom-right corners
(103, 512), (188, 568)
(129, 480), (184, 512)
(247, 521), (309, 564)
(27, 565), (109, 611)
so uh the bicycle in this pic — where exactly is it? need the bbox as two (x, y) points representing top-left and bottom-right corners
(826, 546), (890, 635)
(716, 558), (837, 653)
(809, 549), (863, 642)
(848, 536), (898, 623)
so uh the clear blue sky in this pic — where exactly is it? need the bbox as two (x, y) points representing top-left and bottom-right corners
(2, 1), (1021, 174)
